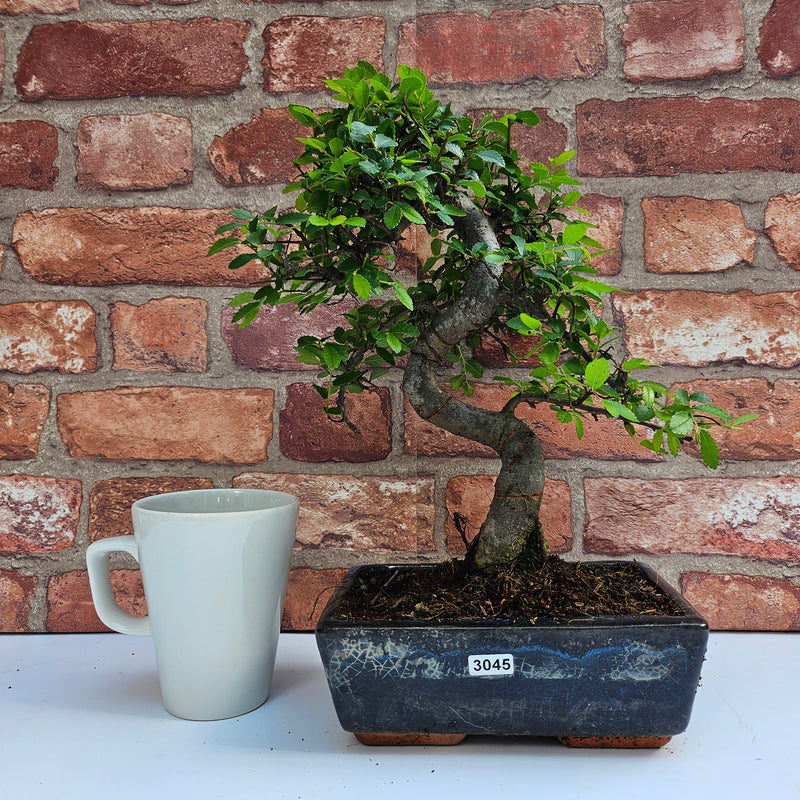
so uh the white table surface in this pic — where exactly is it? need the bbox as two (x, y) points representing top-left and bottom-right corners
(0, 632), (797, 800)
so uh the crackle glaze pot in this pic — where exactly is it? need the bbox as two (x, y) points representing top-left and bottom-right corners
(315, 562), (708, 747)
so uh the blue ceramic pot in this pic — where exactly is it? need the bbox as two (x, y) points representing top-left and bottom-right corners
(315, 562), (708, 745)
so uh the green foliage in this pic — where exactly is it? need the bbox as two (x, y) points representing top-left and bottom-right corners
(211, 62), (752, 465)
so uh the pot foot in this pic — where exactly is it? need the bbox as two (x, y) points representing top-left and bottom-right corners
(354, 732), (466, 746)
(557, 735), (672, 749)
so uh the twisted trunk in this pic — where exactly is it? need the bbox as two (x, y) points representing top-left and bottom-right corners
(402, 195), (547, 567)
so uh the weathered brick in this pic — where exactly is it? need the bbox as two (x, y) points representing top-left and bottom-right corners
(643, 197), (755, 273)
(585, 477), (800, 561)
(765, 193), (800, 270)
(222, 301), (356, 370)
(0, 475), (81, 555)
(280, 383), (391, 463)
(405, 383), (660, 461)
(577, 97), (800, 176)
(282, 567), (348, 631)
(681, 572), (800, 631)
(0, 301), (96, 374)
(13, 208), (263, 286)
(445, 475), (571, 556)
(57, 386), (273, 463)
(398, 6), (606, 84)
(110, 297), (208, 372)
(0, 121), (58, 190)
(76, 114), (192, 191)
(209, 108), (307, 187)
(234, 472), (436, 552)
(621, 0), (744, 82)
(0, 383), (49, 459)
(88, 476), (214, 542)
(676, 378), (800, 461)
(263, 16), (385, 93)
(0, 570), (37, 633)
(758, 0), (800, 78)
(15, 19), (249, 100)
(612, 290), (800, 368)
(0, 0), (77, 11)
(46, 569), (146, 633)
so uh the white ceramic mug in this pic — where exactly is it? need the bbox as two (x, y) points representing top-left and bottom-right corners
(86, 488), (299, 720)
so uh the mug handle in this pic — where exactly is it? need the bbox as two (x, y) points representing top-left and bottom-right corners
(86, 536), (151, 636)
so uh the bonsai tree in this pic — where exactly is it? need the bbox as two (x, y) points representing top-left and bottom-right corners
(212, 62), (754, 573)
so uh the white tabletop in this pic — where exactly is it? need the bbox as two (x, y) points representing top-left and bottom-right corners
(0, 632), (797, 800)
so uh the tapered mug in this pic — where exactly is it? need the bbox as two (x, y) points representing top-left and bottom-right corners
(86, 488), (299, 720)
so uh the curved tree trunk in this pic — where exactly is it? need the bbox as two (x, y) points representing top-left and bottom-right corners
(402, 194), (548, 567)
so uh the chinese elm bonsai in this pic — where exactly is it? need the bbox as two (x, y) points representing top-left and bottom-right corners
(212, 63), (754, 621)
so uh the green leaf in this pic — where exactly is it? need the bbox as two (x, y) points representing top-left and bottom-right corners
(374, 133), (398, 149)
(398, 203), (425, 225)
(229, 209), (255, 221)
(288, 105), (318, 126)
(352, 273), (371, 300)
(227, 252), (260, 270)
(353, 78), (370, 107)
(477, 149), (505, 166)
(668, 411), (694, 437)
(602, 399), (639, 422)
(730, 413), (759, 426)
(461, 179), (486, 198)
(584, 357), (610, 390)
(344, 216), (367, 227)
(562, 222), (587, 245)
(385, 332), (402, 353)
(392, 280), (414, 310)
(384, 205), (403, 229)
(699, 429), (720, 470)
(549, 150), (576, 167)
(207, 237), (240, 256)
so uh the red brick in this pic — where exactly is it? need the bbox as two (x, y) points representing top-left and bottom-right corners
(765, 193), (800, 270)
(621, 0), (744, 82)
(280, 383), (391, 463)
(263, 16), (385, 93)
(675, 378), (800, 462)
(0, 301), (96, 374)
(76, 114), (192, 191)
(398, 6), (606, 84)
(209, 108), (307, 187)
(88, 476), (214, 542)
(681, 572), (800, 631)
(15, 19), (249, 100)
(643, 197), (755, 273)
(445, 475), (571, 556)
(758, 0), (800, 78)
(234, 472), (436, 553)
(0, 570), (37, 633)
(221, 301), (356, 370)
(0, 0), (77, 11)
(0, 383), (49, 459)
(46, 569), (146, 633)
(13, 208), (263, 286)
(57, 386), (274, 463)
(282, 567), (348, 631)
(584, 477), (800, 561)
(0, 475), (81, 555)
(0, 121), (58, 190)
(110, 297), (208, 372)
(577, 97), (800, 176)
(613, 290), (800, 368)
(404, 383), (660, 461)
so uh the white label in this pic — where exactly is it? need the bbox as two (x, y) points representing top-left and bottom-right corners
(467, 653), (514, 677)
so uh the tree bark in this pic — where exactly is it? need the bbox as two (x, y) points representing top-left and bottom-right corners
(402, 193), (548, 567)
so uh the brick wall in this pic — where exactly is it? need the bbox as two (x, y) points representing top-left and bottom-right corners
(1, 0), (799, 633)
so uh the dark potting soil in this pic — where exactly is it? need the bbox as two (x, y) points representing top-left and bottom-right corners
(331, 554), (687, 623)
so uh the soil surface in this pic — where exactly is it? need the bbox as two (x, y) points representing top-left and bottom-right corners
(331, 554), (687, 623)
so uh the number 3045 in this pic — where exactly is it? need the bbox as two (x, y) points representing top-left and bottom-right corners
(468, 654), (514, 676)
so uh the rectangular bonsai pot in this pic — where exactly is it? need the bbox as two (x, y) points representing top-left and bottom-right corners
(315, 562), (709, 741)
